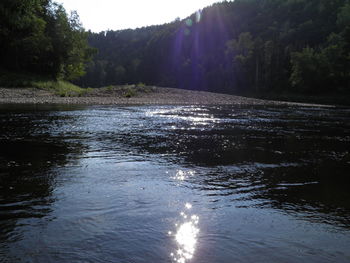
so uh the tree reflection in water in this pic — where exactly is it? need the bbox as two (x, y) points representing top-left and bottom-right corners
(0, 106), (84, 246)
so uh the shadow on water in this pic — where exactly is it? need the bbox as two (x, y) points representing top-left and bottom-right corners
(0, 105), (85, 246)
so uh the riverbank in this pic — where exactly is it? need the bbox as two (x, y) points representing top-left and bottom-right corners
(0, 86), (334, 107)
(249, 92), (350, 107)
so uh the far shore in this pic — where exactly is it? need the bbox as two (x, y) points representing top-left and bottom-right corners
(0, 86), (334, 107)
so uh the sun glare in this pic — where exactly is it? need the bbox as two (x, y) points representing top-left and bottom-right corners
(59, 0), (223, 32)
(170, 203), (200, 263)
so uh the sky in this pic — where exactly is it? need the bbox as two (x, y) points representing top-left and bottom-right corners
(59, 0), (223, 32)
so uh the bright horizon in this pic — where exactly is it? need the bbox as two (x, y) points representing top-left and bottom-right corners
(59, 0), (225, 32)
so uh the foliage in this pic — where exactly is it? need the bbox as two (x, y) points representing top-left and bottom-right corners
(0, 69), (43, 87)
(33, 80), (88, 97)
(0, 0), (94, 81)
(2, 0), (349, 96)
(75, 0), (350, 96)
(0, 69), (91, 97)
(290, 30), (350, 93)
(290, 47), (327, 93)
(124, 87), (137, 98)
(337, 2), (350, 28)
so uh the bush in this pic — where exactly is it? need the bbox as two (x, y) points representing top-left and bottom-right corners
(124, 87), (137, 98)
(0, 70), (93, 97)
(32, 80), (85, 97)
(137, 82), (146, 88)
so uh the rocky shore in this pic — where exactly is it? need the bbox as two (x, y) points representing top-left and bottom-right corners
(0, 86), (332, 107)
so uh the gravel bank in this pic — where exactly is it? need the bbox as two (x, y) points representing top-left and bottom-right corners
(0, 87), (332, 107)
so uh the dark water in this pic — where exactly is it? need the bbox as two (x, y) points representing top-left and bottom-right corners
(1, 104), (350, 263)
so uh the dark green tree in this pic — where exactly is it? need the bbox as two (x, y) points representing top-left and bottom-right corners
(0, 0), (93, 81)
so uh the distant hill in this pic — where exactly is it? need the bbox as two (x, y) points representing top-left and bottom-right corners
(76, 0), (350, 96)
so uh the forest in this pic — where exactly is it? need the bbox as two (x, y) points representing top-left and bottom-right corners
(1, 0), (350, 97)
(0, 0), (93, 82)
(77, 0), (350, 96)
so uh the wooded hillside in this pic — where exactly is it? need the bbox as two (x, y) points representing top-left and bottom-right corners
(76, 0), (350, 95)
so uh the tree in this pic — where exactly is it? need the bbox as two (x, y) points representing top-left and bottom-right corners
(46, 4), (94, 79)
(226, 32), (264, 92)
(290, 47), (329, 93)
(0, 0), (93, 81)
(75, 0), (349, 95)
(0, 0), (51, 71)
(337, 2), (350, 28)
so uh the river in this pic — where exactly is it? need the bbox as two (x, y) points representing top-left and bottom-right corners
(1, 104), (350, 263)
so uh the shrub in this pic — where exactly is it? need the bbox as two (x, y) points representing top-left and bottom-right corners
(124, 87), (137, 98)
(137, 82), (146, 88)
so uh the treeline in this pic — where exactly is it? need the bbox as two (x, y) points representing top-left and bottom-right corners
(77, 0), (350, 95)
(0, 0), (93, 81)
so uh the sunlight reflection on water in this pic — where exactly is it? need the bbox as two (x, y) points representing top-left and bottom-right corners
(173, 170), (195, 181)
(2, 105), (350, 263)
(170, 203), (200, 263)
(146, 107), (219, 125)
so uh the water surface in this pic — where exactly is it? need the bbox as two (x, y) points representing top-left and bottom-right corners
(1, 104), (350, 263)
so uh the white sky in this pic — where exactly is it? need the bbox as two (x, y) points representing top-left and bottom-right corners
(59, 0), (223, 32)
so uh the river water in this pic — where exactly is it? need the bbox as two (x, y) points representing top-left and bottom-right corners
(0, 104), (350, 263)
